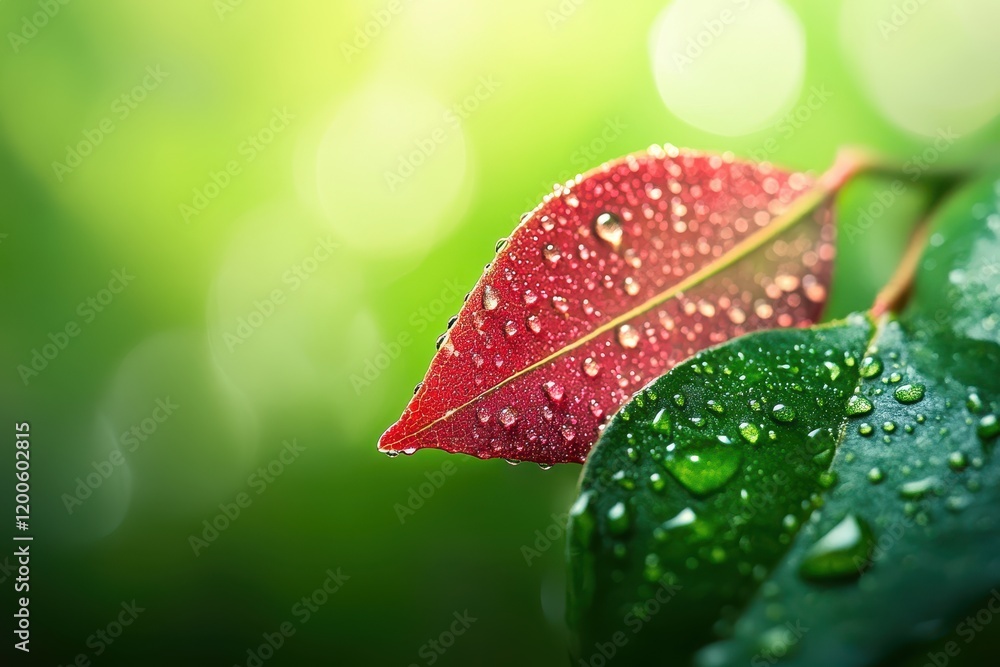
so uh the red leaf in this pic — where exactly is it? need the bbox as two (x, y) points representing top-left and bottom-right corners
(379, 146), (838, 464)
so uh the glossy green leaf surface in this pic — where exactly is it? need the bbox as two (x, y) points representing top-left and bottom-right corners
(567, 174), (1000, 666)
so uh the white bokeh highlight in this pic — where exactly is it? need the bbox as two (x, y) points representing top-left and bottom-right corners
(840, 0), (1000, 137)
(649, 0), (806, 136)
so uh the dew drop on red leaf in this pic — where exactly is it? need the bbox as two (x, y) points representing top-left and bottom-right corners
(378, 146), (837, 464)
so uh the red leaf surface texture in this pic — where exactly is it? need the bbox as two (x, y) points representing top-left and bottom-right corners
(379, 146), (836, 464)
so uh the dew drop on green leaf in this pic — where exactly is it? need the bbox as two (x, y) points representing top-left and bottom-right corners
(894, 383), (925, 404)
(966, 392), (984, 414)
(846, 395), (874, 416)
(650, 409), (672, 437)
(859, 356), (882, 378)
(858, 423), (874, 436)
(771, 404), (796, 423)
(738, 422), (760, 444)
(977, 414), (1000, 440)
(867, 467), (884, 484)
(607, 502), (631, 535)
(899, 477), (939, 500)
(948, 451), (968, 471)
(662, 446), (742, 497)
(798, 514), (874, 581)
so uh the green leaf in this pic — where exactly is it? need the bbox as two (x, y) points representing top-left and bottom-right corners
(567, 174), (1000, 666)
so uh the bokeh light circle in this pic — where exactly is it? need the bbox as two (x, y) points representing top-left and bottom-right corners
(649, 0), (806, 136)
(840, 0), (1000, 137)
(316, 82), (471, 258)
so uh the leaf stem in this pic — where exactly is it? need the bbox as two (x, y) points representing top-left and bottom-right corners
(870, 216), (931, 318)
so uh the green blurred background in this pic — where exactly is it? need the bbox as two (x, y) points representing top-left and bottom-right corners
(1, 0), (999, 664)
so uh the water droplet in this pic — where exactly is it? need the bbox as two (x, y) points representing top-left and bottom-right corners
(607, 502), (630, 535)
(673, 393), (686, 408)
(978, 414), (1000, 439)
(739, 422), (759, 444)
(543, 243), (561, 265)
(882, 421), (896, 433)
(893, 384), (924, 404)
(967, 392), (984, 413)
(504, 458), (520, 466)
(594, 211), (623, 249)
(523, 289), (538, 305)
(859, 356), (883, 378)
(482, 285), (500, 310)
(707, 400), (724, 415)
(771, 404), (796, 423)
(662, 444), (742, 497)
(623, 276), (640, 296)
(798, 514), (874, 581)
(561, 424), (576, 441)
(899, 477), (938, 500)
(447, 315), (458, 329)
(660, 507), (696, 531)
(412, 382), (423, 395)
(818, 471), (838, 489)
(650, 409), (672, 437)
(504, 321), (518, 337)
(543, 381), (564, 402)
(948, 451), (968, 471)
(582, 357), (600, 377)
(617, 324), (640, 349)
(552, 295), (569, 314)
(527, 315), (541, 333)
(824, 361), (841, 381)
(477, 407), (490, 424)
(858, 423), (873, 436)
(867, 467), (884, 484)
(498, 407), (517, 428)
(846, 395), (873, 416)
(495, 238), (508, 253)
(649, 473), (666, 492)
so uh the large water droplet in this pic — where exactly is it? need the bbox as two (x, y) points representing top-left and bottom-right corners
(583, 357), (600, 377)
(771, 404), (796, 423)
(650, 408), (672, 437)
(977, 414), (1000, 440)
(594, 211), (623, 249)
(543, 381), (564, 402)
(498, 407), (517, 428)
(552, 295), (569, 314)
(846, 395), (873, 416)
(606, 501), (630, 535)
(899, 477), (938, 500)
(662, 443), (742, 497)
(798, 514), (874, 581)
(739, 422), (759, 444)
(617, 324), (640, 349)
(526, 314), (541, 333)
(623, 277), (640, 296)
(543, 243), (561, 265)
(482, 285), (500, 310)
(859, 356), (883, 378)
